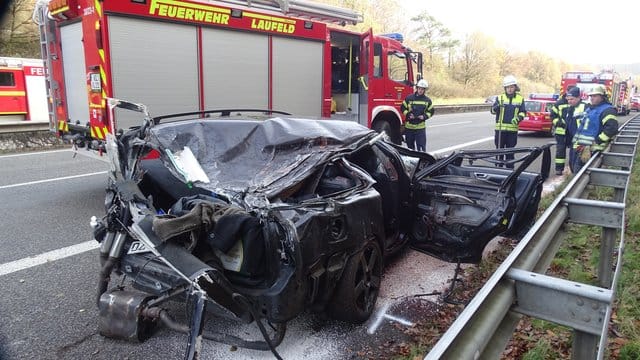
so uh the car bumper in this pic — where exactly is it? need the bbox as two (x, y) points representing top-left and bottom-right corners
(519, 121), (551, 133)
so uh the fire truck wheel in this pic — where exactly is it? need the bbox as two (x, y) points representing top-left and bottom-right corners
(373, 120), (401, 145)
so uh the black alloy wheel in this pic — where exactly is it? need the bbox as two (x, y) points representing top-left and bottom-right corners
(327, 240), (383, 323)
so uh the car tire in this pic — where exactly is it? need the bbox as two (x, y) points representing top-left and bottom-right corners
(327, 240), (383, 323)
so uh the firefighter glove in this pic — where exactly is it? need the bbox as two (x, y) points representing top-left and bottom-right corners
(580, 146), (592, 163)
(408, 113), (415, 119)
(511, 117), (519, 126)
(418, 115), (425, 121)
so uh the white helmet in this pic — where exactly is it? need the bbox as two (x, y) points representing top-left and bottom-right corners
(502, 75), (517, 87)
(416, 79), (429, 89)
(588, 85), (607, 96)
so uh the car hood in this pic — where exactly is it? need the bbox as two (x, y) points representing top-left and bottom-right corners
(147, 117), (377, 196)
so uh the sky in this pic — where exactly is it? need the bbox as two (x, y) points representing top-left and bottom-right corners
(399, 0), (640, 66)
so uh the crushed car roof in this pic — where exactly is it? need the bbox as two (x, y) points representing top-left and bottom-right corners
(148, 117), (377, 194)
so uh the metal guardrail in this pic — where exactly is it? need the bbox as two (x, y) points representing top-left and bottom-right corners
(0, 121), (50, 133)
(425, 114), (640, 359)
(434, 104), (491, 114)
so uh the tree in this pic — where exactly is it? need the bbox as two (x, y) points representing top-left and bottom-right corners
(314, 0), (404, 34)
(440, 38), (460, 69)
(0, 0), (40, 58)
(522, 51), (561, 86)
(451, 32), (496, 90)
(409, 12), (456, 68)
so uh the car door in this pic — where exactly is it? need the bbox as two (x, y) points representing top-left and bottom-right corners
(407, 146), (549, 264)
(358, 29), (374, 127)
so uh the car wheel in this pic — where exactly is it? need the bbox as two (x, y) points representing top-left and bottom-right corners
(327, 240), (382, 323)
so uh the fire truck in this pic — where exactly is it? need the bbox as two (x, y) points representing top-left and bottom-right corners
(34, 0), (423, 147)
(0, 57), (48, 123)
(560, 70), (631, 115)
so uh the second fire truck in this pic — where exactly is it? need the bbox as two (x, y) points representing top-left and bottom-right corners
(35, 0), (423, 147)
(560, 70), (632, 115)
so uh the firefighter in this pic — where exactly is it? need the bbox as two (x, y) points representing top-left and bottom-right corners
(491, 75), (526, 168)
(571, 85), (618, 173)
(401, 79), (434, 151)
(551, 87), (571, 175)
(561, 87), (588, 174)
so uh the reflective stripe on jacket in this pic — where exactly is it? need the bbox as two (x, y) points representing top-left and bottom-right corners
(551, 97), (568, 135)
(491, 93), (525, 132)
(573, 102), (617, 149)
(553, 102), (569, 135)
(401, 92), (434, 130)
(561, 102), (587, 139)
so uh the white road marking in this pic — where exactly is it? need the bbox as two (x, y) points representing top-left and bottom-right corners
(0, 149), (71, 158)
(429, 121), (472, 128)
(431, 136), (494, 155)
(0, 241), (100, 276)
(0, 171), (107, 190)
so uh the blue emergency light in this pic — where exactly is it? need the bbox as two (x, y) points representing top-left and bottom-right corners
(380, 33), (404, 43)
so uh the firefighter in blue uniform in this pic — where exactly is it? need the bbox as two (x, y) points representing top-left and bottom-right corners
(491, 75), (526, 168)
(571, 84), (618, 172)
(401, 79), (434, 151)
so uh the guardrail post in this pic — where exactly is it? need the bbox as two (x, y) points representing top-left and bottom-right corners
(573, 332), (598, 360)
(598, 228), (616, 288)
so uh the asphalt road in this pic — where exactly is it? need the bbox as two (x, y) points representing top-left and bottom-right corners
(1, 112), (631, 360)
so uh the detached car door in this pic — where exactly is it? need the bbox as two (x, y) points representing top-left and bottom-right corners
(408, 147), (549, 264)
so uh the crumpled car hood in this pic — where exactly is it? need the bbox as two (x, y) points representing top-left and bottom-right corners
(147, 117), (376, 196)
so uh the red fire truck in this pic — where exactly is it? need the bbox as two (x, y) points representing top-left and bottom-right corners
(34, 0), (422, 147)
(560, 70), (631, 115)
(0, 57), (48, 123)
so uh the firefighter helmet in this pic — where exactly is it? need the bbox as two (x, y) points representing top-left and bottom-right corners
(502, 75), (518, 87)
(588, 85), (607, 96)
(417, 79), (429, 89)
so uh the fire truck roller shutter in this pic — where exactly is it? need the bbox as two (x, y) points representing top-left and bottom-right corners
(272, 37), (322, 117)
(60, 22), (90, 127)
(108, 16), (199, 130)
(201, 28), (268, 110)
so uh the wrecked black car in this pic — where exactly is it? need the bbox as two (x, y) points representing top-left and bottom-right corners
(93, 99), (550, 359)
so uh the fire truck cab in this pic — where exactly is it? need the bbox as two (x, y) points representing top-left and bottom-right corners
(35, 0), (423, 148)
